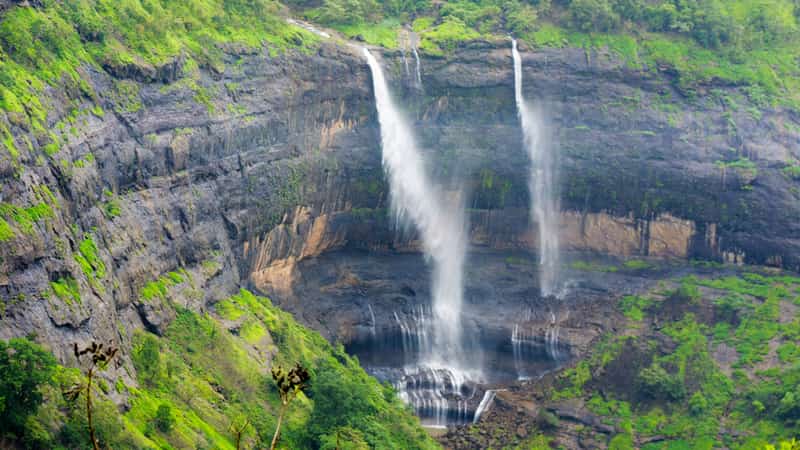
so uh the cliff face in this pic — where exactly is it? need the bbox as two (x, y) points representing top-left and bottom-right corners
(1, 33), (799, 370)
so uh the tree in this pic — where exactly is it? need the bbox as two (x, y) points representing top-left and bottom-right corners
(689, 391), (708, 415)
(569, 0), (621, 32)
(504, 0), (539, 36)
(155, 404), (175, 433)
(307, 360), (378, 442)
(320, 426), (370, 450)
(270, 363), (310, 450)
(0, 338), (57, 438)
(229, 417), (250, 450)
(64, 341), (119, 450)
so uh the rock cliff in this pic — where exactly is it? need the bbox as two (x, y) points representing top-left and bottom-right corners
(2, 32), (799, 376)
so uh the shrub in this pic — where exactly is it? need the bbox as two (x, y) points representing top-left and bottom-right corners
(638, 362), (685, 401)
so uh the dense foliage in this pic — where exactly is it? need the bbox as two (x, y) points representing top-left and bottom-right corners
(0, 338), (57, 442)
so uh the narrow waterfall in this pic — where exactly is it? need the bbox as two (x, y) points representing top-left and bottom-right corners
(368, 303), (377, 336)
(472, 389), (498, 423)
(412, 47), (423, 88)
(363, 48), (468, 368)
(364, 47), (473, 427)
(512, 39), (560, 297)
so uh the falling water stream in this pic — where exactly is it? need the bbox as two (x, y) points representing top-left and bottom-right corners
(358, 45), (568, 427)
(363, 48), (476, 427)
(412, 47), (422, 88)
(512, 39), (561, 298)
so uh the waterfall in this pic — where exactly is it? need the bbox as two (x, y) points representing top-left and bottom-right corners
(473, 389), (498, 423)
(368, 303), (377, 337)
(363, 48), (468, 368)
(412, 47), (422, 88)
(512, 39), (560, 297)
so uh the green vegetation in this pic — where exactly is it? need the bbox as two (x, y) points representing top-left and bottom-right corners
(0, 200), (55, 236)
(0, 218), (14, 241)
(570, 259), (619, 272)
(550, 271), (800, 448)
(293, 0), (800, 109)
(619, 295), (652, 321)
(783, 164), (800, 180)
(333, 19), (402, 48)
(0, 0), (318, 152)
(51, 276), (81, 305)
(102, 190), (121, 218)
(623, 259), (654, 270)
(0, 338), (58, 441)
(140, 271), (184, 302)
(124, 289), (435, 449)
(73, 234), (106, 291)
(717, 157), (759, 177)
(3, 289), (435, 449)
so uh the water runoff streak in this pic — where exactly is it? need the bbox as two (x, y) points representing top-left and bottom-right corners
(512, 39), (561, 298)
(363, 48), (476, 427)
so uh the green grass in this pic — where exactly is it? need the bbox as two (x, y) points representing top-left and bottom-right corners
(15, 288), (436, 448)
(570, 260), (619, 272)
(523, 22), (800, 110)
(556, 273), (800, 448)
(623, 259), (654, 270)
(418, 16), (483, 55)
(680, 273), (800, 367)
(782, 164), (800, 180)
(0, 218), (14, 242)
(140, 271), (184, 302)
(332, 19), (400, 48)
(73, 235), (106, 289)
(0, 201), (54, 235)
(619, 295), (652, 321)
(50, 276), (81, 305)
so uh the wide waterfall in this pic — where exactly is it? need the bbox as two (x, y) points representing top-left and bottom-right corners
(512, 39), (561, 297)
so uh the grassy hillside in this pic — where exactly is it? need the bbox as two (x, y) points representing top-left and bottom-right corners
(0, 0), (318, 162)
(2, 289), (436, 449)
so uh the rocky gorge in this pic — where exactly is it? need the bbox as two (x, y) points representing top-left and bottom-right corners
(1, 5), (800, 447)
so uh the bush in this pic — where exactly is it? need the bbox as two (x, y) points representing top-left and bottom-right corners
(0, 338), (57, 438)
(638, 362), (685, 401)
(132, 333), (161, 386)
